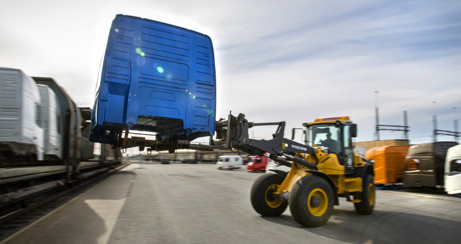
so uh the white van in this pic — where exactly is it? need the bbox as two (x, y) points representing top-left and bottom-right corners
(216, 155), (243, 170)
(445, 144), (461, 195)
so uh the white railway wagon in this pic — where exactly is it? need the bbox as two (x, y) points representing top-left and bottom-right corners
(0, 67), (44, 160)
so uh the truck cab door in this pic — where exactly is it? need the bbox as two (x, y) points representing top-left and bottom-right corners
(420, 155), (437, 187)
(445, 146), (461, 194)
(446, 159), (461, 194)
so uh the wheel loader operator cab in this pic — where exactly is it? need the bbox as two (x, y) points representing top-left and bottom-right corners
(303, 116), (357, 172)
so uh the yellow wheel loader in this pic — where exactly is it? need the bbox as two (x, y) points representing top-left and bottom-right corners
(221, 114), (375, 227)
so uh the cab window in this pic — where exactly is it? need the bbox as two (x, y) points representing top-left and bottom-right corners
(449, 159), (461, 176)
(306, 124), (341, 154)
(406, 158), (420, 171)
(343, 123), (354, 168)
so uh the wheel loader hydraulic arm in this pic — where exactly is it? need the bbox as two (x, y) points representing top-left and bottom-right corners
(214, 113), (317, 170)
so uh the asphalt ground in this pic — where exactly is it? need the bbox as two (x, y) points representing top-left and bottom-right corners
(2, 163), (461, 244)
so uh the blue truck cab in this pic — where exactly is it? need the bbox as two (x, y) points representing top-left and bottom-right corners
(90, 15), (216, 143)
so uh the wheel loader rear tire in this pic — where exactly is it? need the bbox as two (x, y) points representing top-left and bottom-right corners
(354, 174), (375, 215)
(250, 173), (288, 216)
(289, 175), (334, 227)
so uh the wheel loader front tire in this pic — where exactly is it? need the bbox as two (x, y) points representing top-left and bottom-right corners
(289, 175), (334, 227)
(250, 173), (288, 216)
(354, 174), (375, 215)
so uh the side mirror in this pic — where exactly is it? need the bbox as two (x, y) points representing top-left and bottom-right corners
(350, 124), (357, 138)
(291, 128), (304, 141)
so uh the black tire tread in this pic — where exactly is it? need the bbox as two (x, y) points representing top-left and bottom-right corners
(354, 174), (375, 215)
(250, 173), (288, 217)
(289, 175), (334, 227)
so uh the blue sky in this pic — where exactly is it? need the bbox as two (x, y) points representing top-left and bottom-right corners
(0, 0), (460, 145)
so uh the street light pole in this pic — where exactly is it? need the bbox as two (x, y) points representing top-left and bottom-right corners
(433, 101), (437, 142)
(454, 107), (459, 142)
(375, 91), (380, 141)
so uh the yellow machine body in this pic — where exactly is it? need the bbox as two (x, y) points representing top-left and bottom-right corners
(250, 116), (375, 227)
(274, 116), (369, 203)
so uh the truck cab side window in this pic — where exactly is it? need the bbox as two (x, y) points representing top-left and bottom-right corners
(449, 159), (461, 175)
(406, 159), (420, 171)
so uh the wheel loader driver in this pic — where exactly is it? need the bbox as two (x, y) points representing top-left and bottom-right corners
(319, 132), (340, 154)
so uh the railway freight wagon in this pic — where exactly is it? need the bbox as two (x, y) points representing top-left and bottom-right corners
(32, 77), (122, 171)
(90, 14), (216, 144)
(365, 145), (411, 184)
(0, 68), (122, 212)
(0, 69), (80, 166)
(0, 67), (121, 169)
(403, 141), (458, 188)
(32, 77), (81, 168)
